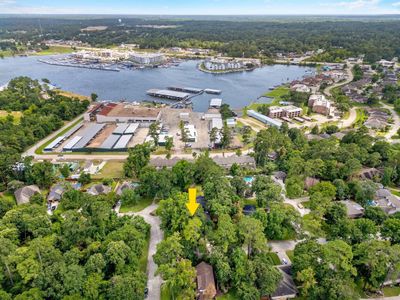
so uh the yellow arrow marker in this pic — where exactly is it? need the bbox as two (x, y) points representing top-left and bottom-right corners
(186, 188), (200, 216)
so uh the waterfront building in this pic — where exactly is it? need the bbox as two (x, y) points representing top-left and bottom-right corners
(129, 52), (165, 65)
(282, 105), (303, 118)
(203, 58), (245, 71)
(268, 106), (284, 118)
(85, 102), (161, 125)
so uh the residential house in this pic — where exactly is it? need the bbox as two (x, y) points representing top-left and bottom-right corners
(87, 184), (112, 196)
(47, 184), (66, 205)
(340, 200), (365, 219)
(14, 185), (41, 205)
(269, 265), (299, 300)
(356, 168), (383, 181)
(196, 262), (217, 300)
(116, 181), (135, 196)
(374, 188), (400, 215)
(304, 177), (320, 190)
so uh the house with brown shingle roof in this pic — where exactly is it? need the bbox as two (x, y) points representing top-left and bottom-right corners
(196, 262), (217, 300)
(14, 185), (41, 205)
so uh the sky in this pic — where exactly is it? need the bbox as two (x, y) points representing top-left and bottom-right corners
(0, 0), (400, 15)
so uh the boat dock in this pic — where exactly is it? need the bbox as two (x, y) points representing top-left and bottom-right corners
(168, 86), (204, 94)
(146, 89), (191, 101)
(38, 59), (120, 72)
(204, 88), (222, 95)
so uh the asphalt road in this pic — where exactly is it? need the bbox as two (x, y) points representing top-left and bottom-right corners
(118, 203), (164, 300)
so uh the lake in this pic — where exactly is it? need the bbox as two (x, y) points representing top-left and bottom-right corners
(0, 56), (315, 111)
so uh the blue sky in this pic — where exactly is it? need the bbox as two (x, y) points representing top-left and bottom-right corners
(1, 0), (400, 15)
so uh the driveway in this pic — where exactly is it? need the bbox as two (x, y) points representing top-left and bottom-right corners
(271, 176), (311, 217)
(268, 238), (327, 265)
(118, 203), (163, 300)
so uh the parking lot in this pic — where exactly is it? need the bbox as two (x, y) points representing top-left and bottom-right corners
(160, 108), (210, 150)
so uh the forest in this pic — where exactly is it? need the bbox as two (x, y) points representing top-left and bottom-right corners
(1, 16), (400, 62)
(0, 77), (89, 191)
(120, 122), (400, 299)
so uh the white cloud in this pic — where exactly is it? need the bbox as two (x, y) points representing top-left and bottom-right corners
(330, 0), (380, 9)
(0, 0), (16, 5)
(393, 2), (400, 7)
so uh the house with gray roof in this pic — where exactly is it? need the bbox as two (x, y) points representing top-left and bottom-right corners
(340, 200), (365, 219)
(87, 184), (112, 196)
(116, 181), (135, 196)
(270, 265), (298, 300)
(374, 188), (400, 215)
(47, 184), (65, 202)
(14, 185), (41, 205)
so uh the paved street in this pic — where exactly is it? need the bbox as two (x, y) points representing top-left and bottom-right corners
(382, 103), (400, 142)
(324, 63), (354, 98)
(118, 203), (163, 300)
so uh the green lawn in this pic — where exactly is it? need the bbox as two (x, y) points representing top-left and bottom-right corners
(267, 252), (282, 265)
(286, 250), (294, 262)
(354, 108), (367, 127)
(119, 197), (153, 213)
(243, 198), (257, 206)
(35, 117), (83, 154)
(247, 85), (290, 111)
(34, 46), (75, 56)
(383, 286), (400, 297)
(265, 85), (290, 99)
(0, 110), (23, 124)
(92, 161), (125, 179)
(139, 236), (150, 273)
(390, 189), (400, 197)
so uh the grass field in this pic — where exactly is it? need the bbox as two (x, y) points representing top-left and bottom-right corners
(1, 46), (74, 58)
(247, 85), (290, 111)
(119, 197), (153, 213)
(34, 46), (74, 56)
(390, 189), (400, 197)
(383, 286), (400, 297)
(286, 250), (294, 262)
(56, 90), (90, 101)
(0, 110), (23, 124)
(267, 252), (282, 265)
(92, 161), (125, 179)
(354, 108), (367, 127)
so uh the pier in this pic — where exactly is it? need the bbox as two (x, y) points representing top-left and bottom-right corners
(38, 59), (120, 72)
(204, 88), (222, 95)
(146, 89), (191, 101)
(168, 86), (204, 94)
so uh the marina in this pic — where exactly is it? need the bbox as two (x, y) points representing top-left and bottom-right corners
(0, 56), (315, 112)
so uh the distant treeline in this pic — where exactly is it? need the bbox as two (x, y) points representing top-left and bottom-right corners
(1, 16), (400, 62)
